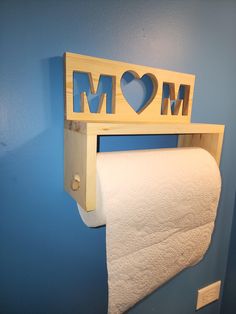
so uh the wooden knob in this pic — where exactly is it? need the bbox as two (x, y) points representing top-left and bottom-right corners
(71, 175), (80, 191)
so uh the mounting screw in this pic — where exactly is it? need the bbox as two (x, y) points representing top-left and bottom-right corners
(71, 174), (80, 191)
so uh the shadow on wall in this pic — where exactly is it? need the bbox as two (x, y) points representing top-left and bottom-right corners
(0, 56), (63, 160)
(0, 56), (108, 314)
(41, 56), (64, 129)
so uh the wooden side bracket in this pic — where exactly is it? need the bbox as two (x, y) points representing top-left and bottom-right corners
(64, 122), (225, 212)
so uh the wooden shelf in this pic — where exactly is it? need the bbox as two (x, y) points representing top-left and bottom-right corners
(64, 122), (224, 212)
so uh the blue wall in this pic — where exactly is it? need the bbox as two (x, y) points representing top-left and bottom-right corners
(1, 1), (236, 313)
(221, 193), (236, 314)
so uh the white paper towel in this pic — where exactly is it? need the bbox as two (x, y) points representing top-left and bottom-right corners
(77, 147), (221, 313)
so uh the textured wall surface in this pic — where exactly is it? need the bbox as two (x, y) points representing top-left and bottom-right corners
(221, 193), (236, 314)
(1, 1), (236, 313)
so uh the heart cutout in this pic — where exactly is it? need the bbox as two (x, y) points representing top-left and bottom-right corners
(121, 71), (157, 113)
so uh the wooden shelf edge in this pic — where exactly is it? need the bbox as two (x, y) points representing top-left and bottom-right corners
(65, 121), (225, 135)
(85, 122), (225, 135)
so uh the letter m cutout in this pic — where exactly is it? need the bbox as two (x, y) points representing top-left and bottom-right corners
(73, 72), (115, 114)
(161, 83), (190, 116)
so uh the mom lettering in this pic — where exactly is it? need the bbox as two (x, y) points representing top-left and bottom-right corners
(65, 53), (195, 123)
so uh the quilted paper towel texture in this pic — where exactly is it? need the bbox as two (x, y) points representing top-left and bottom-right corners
(78, 147), (221, 313)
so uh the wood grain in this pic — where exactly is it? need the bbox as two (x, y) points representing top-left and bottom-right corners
(65, 52), (195, 123)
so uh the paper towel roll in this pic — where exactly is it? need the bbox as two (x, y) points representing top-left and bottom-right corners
(77, 147), (221, 313)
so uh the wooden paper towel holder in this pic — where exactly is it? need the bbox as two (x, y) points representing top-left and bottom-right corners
(64, 52), (225, 212)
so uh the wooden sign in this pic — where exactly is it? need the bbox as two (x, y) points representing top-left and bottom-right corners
(65, 52), (195, 123)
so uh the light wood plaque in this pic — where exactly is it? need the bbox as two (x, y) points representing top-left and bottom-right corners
(65, 52), (195, 123)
